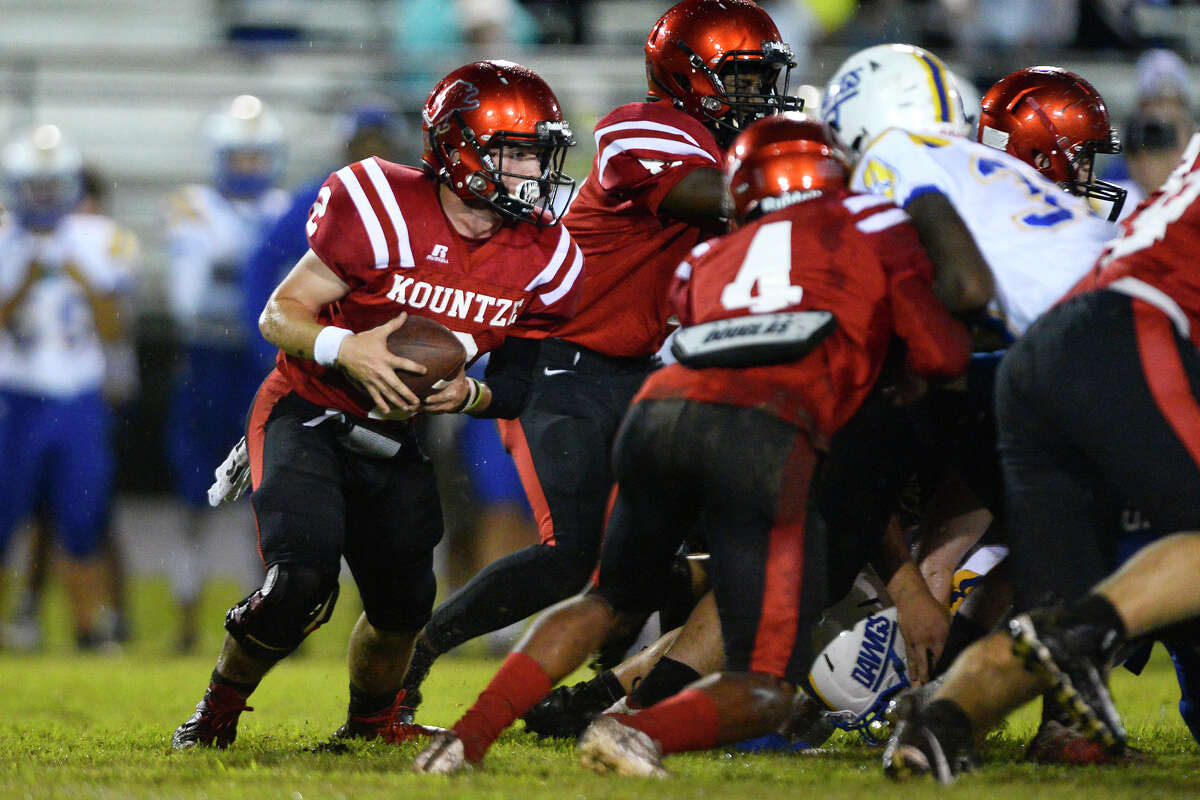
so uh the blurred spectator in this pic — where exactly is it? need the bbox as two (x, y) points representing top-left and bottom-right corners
(391, 0), (539, 96)
(1104, 49), (1195, 219)
(242, 103), (403, 367)
(944, 1), (1080, 75)
(164, 95), (289, 653)
(2, 164), (138, 652)
(0, 125), (139, 651)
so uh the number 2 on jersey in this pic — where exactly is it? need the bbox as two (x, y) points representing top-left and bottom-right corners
(720, 220), (804, 313)
(306, 185), (332, 236)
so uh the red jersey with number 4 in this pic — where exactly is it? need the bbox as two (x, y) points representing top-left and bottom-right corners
(637, 191), (971, 441)
(1072, 132), (1200, 348)
(279, 158), (583, 417)
(556, 101), (724, 358)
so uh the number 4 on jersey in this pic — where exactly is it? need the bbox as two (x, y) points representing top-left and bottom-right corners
(720, 220), (804, 313)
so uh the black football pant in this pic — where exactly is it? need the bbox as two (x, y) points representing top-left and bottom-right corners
(418, 338), (653, 654)
(997, 289), (1200, 610)
(601, 399), (826, 682)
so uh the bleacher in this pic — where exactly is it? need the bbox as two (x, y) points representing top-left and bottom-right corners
(0, 0), (1190, 301)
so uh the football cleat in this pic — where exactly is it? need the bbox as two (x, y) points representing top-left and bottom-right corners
(577, 716), (667, 778)
(333, 690), (415, 739)
(1009, 609), (1126, 754)
(1025, 718), (1147, 765)
(882, 699), (977, 784)
(171, 685), (253, 750)
(522, 674), (625, 739)
(412, 730), (469, 775)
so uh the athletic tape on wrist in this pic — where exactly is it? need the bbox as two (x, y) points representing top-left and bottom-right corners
(313, 326), (353, 368)
(462, 378), (486, 414)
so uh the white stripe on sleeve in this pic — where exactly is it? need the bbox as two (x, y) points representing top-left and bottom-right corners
(594, 119), (701, 148)
(842, 193), (894, 214)
(361, 158), (416, 267)
(539, 244), (584, 306)
(524, 225), (572, 291)
(597, 137), (717, 184)
(335, 166), (389, 268)
(855, 207), (910, 233)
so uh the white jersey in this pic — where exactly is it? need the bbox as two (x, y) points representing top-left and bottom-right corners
(164, 183), (289, 347)
(851, 129), (1116, 337)
(0, 214), (138, 397)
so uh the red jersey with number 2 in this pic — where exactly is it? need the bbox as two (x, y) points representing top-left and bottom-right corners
(278, 159), (583, 417)
(638, 190), (971, 441)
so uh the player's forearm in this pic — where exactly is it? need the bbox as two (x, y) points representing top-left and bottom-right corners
(906, 192), (994, 313)
(0, 267), (41, 328)
(472, 336), (540, 418)
(258, 295), (330, 362)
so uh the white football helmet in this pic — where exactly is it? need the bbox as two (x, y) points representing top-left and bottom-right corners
(205, 94), (285, 198)
(805, 572), (909, 744)
(1, 124), (84, 231)
(819, 43), (970, 158)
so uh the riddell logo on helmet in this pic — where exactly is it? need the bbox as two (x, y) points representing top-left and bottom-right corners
(422, 80), (480, 127)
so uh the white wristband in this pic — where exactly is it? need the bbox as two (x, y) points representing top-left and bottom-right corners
(313, 326), (352, 368)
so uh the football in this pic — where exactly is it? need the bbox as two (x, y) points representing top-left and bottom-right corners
(386, 315), (468, 400)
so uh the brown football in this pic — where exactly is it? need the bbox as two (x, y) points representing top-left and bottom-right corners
(385, 315), (468, 400)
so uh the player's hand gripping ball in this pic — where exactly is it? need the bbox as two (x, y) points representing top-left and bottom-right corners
(386, 315), (467, 400)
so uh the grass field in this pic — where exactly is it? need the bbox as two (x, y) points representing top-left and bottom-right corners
(3, 576), (1200, 799)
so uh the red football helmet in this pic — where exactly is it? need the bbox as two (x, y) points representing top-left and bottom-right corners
(422, 60), (575, 225)
(645, 0), (801, 147)
(726, 113), (849, 223)
(978, 66), (1126, 220)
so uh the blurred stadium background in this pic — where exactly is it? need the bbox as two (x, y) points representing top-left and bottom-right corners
(0, 0), (1195, 595)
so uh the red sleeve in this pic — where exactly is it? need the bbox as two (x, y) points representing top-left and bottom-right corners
(667, 240), (712, 327)
(593, 104), (723, 216)
(510, 226), (586, 334)
(305, 164), (383, 287)
(860, 204), (970, 378)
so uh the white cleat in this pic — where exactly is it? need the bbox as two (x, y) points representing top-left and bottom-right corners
(412, 730), (469, 775)
(601, 696), (642, 716)
(577, 715), (667, 778)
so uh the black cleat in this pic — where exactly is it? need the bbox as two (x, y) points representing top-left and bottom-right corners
(172, 685), (253, 750)
(882, 699), (977, 784)
(522, 673), (625, 739)
(1009, 608), (1126, 754)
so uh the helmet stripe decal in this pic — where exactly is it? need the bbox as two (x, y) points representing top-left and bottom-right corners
(915, 53), (951, 123)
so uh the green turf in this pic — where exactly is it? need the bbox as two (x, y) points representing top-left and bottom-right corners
(3, 576), (1200, 799)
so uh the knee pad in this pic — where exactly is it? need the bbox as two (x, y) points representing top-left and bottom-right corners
(225, 563), (339, 663)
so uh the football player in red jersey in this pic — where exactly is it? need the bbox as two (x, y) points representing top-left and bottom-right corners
(413, 114), (969, 775)
(398, 0), (802, 716)
(884, 131), (1200, 783)
(170, 60), (584, 750)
